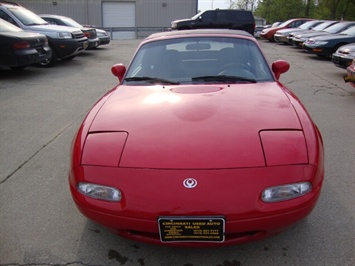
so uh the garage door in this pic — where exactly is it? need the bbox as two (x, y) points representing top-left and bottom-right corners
(102, 1), (136, 40)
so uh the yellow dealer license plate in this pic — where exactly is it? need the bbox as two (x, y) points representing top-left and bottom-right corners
(158, 217), (225, 243)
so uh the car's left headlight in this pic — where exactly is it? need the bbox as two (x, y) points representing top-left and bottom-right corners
(314, 41), (328, 45)
(78, 182), (122, 202)
(57, 32), (73, 39)
(262, 182), (312, 203)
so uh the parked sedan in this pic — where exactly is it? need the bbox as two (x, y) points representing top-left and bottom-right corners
(260, 18), (313, 42)
(0, 18), (51, 70)
(344, 59), (355, 87)
(95, 28), (110, 45)
(332, 43), (355, 69)
(292, 21), (355, 48)
(69, 29), (324, 247)
(287, 20), (339, 45)
(40, 14), (100, 49)
(274, 20), (324, 43)
(303, 26), (355, 57)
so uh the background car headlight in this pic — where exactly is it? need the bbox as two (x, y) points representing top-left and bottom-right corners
(314, 41), (328, 45)
(262, 182), (312, 203)
(78, 182), (122, 202)
(57, 32), (72, 39)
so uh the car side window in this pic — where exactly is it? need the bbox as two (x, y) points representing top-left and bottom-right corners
(201, 11), (214, 20)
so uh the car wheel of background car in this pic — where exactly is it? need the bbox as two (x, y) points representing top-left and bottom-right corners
(37, 50), (57, 67)
(218, 63), (256, 79)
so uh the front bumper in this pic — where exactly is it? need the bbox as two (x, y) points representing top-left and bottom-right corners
(87, 37), (100, 49)
(69, 164), (323, 246)
(332, 53), (354, 69)
(50, 38), (88, 59)
(274, 34), (288, 43)
(303, 44), (333, 57)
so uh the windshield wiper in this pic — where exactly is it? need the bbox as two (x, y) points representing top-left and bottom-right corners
(192, 75), (256, 83)
(124, 76), (180, 85)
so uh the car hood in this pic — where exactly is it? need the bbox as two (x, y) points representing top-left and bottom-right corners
(295, 31), (330, 38)
(309, 33), (355, 42)
(0, 31), (45, 39)
(88, 83), (302, 169)
(172, 18), (193, 24)
(28, 24), (81, 33)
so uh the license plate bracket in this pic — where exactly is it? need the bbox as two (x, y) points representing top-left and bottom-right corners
(158, 217), (225, 243)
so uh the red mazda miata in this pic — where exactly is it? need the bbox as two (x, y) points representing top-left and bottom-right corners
(69, 29), (324, 246)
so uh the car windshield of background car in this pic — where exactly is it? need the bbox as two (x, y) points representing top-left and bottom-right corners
(298, 21), (317, 30)
(0, 18), (22, 32)
(58, 16), (83, 28)
(324, 23), (354, 34)
(124, 37), (274, 85)
(8, 7), (48, 26)
(338, 26), (355, 36)
(312, 21), (337, 31)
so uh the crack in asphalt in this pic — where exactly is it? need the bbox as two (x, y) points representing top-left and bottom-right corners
(0, 112), (87, 186)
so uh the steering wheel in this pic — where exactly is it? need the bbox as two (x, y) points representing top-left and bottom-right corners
(217, 63), (255, 79)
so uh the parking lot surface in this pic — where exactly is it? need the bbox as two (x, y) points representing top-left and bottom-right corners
(0, 39), (354, 266)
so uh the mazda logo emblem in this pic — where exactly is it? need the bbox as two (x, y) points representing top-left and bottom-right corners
(183, 178), (197, 188)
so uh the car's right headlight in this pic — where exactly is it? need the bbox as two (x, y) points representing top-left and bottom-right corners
(78, 182), (122, 202)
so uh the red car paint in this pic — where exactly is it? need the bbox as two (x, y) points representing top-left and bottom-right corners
(69, 29), (324, 246)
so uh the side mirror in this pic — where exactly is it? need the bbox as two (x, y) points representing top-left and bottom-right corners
(272, 60), (290, 80)
(111, 64), (126, 83)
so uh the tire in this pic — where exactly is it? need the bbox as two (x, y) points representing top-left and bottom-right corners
(37, 50), (57, 67)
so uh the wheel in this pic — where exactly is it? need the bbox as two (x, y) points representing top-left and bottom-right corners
(37, 50), (57, 67)
(218, 63), (255, 79)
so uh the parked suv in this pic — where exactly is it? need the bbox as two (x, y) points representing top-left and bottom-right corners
(170, 9), (255, 36)
(0, 2), (88, 67)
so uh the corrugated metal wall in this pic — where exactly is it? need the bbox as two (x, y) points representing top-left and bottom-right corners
(136, 0), (197, 27)
(15, 0), (103, 27)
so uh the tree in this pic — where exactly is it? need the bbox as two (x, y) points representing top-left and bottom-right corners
(229, 0), (260, 11)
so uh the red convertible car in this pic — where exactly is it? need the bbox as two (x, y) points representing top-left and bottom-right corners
(69, 29), (324, 246)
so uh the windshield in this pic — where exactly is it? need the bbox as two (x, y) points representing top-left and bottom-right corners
(299, 21), (316, 29)
(8, 7), (48, 26)
(191, 11), (204, 20)
(0, 18), (22, 32)
(324, 22), (354, 34)
(339, 26), (355, 36)
(124, 36), (274, 85)
(278, 19), (294, 28)
(313, 21), (337, 31)
(58, 16), (82, 28)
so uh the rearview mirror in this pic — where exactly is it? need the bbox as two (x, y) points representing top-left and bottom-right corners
(272, 60), (290, 80)
(111, 64), (126, 83)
